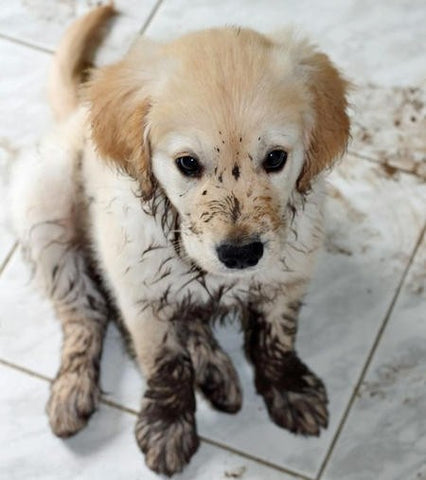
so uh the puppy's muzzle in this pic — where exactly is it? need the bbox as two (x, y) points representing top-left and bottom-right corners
(216, 240), (264, 269)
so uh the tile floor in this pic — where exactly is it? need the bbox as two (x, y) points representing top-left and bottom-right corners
(0, 1), (425, 479)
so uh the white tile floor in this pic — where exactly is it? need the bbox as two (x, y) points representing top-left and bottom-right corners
(0, 1), (425, 480)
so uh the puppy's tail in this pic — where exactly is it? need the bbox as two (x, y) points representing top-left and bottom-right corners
(48, 3), (116, 122)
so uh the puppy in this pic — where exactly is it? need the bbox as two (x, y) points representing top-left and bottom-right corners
(11, 5), (350, 476)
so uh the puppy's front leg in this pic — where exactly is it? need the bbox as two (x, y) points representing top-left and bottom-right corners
(128, 311), (198, 477)
(185, 320), (242, 414)
(244, 296), (328, 436)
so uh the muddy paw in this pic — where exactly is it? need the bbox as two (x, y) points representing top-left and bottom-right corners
(262, 375), (328, 435)
(255, 354), (328, 436)
(198, 352), (242, 414)
(47, 370), (100, 437)
(135, 399), (199, 476)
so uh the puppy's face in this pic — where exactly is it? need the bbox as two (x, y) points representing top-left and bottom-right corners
(89, 28), (349, 277)
(150, 71), (307, 276)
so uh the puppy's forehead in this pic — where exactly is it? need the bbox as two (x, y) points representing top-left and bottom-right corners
(148, 28), (309, 144)
(159, 126), (300, 161)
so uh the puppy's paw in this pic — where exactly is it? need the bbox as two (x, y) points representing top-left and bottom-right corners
(135, 399), (199, 476)
(198, 352), (242, 414)
(261, 373), (328, 436)
(47, 370), (100, 438)
(255, 354), (328, 436)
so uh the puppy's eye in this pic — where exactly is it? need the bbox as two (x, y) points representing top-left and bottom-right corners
(175, 156), (202, 177)
(263, 149), (288, 173)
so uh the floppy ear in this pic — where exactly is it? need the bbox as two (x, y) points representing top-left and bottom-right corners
(86, 61), (155, 199)
(297, 51), (350, 193)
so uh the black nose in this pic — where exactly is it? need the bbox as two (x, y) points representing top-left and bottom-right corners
(216, 241), (264, 269)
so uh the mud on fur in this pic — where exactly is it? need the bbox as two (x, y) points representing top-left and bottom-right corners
(11, 4), (349, 476)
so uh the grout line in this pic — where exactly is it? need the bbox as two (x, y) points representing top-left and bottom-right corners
(347, 150), (423, 178)
(100, 397), (138, 416)
(0, 32), (53, 54)
(0, 357), (52, 382)
(0, 357), (313, 479)
(198, 436), (313, 480)
(101, 399), (314, 480)
(139, 0), (164, 35)
(100, 397), (312, 478)
(316, 223), (426, 480)
(0, 0), (165, 53)
(0, 242), (18, 275)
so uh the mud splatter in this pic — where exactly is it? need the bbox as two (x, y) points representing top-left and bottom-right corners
(381, 163), (400, 180)
(359, 342), (426, 401)
(22, 0), (76, 22)
(405, 253), (426, 296)
(324, 235), (353, 256)
(224, 466), (246, 478)
(350, 85), (426, 179)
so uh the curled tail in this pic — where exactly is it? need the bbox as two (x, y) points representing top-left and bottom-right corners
(48, 3), (116, 122)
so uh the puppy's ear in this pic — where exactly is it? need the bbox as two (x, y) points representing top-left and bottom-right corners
(86, 61), (155, 199)
(297, 51), (350, 193)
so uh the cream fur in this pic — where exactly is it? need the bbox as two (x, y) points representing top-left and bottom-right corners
(10, 6), (349, 476)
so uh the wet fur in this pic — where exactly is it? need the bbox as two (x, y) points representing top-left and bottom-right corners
(11, 5), (349, 477)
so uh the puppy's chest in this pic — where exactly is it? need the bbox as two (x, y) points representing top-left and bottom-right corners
(84, 162), (254, 312)
(84, 154), (314, 320)
(111, 235), (290, 323)
(111, 232), (258, 317)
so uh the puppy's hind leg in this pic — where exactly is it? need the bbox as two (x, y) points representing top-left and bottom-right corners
(12, 143), (110, 437)
(22, 222), (110, 437)
(46, 249), (110, 438)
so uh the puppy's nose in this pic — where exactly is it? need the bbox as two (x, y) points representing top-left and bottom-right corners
(216, 241), (264, 269)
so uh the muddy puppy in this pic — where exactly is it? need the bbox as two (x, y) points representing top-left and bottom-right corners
(11, 4), (350, 476)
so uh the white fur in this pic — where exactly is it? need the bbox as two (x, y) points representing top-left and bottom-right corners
(12, 106), (324, 350)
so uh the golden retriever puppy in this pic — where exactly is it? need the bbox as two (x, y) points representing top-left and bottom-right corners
(11, 5), (349, 476)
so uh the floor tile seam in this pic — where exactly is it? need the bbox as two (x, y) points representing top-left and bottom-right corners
(0, 358), (313, 480)
(0, 34), (422, 186)
(347, 150), (425, 178)
(0, 32), (54, 54)
(0, 0), (164, 54)
(315, 222), (426, 480)
(0, 242), (18, 276)
(139, 0), (165, 34)
(0, 357), (52, 382)
(199, 436), (314, 480)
